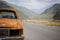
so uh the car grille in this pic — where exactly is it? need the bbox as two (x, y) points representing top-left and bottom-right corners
(0, 29), (8, 36)
(0, 28), (22, 37)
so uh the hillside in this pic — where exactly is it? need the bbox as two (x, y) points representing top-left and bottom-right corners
(32, 3), (60, 20)
(10, 4), (37, 17)
(0, 1), (12, 8)
(10, 4), (29, 20)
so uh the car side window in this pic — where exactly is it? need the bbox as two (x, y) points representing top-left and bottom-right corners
(0, 11), (16, 19)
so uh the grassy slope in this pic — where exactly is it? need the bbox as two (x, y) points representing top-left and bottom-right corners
(32, 3), (60, 20)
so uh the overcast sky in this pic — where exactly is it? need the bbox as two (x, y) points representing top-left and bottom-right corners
(3, 0), (60, 14)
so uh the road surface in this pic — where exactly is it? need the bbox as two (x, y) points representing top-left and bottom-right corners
(23, 21), (60, 40)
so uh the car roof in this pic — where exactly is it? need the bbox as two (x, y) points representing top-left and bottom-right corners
(0, 8), (16, 12)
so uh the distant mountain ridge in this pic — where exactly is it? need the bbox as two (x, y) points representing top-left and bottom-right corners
(0, 1), (13, 8)
(32, 3), (60, 20)
(9, 4), (29, 20)
(10, 4), (37, 17)
(9, 3), (38, 20)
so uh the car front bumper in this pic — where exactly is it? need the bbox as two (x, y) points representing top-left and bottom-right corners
(0, 28), (24, 40)
(0, 35), (24, 40)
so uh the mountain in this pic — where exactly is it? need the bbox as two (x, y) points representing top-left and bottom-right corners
(9, 4), (37, 17)
(9, 4), (29, 20)
(0, 1), (12, 8)
(32, 3), (60, 20)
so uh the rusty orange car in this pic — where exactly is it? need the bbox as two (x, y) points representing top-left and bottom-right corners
(0, 8), (24, 40)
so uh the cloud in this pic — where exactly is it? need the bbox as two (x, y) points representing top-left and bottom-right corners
(36, 0), (56, 2)
(57, 0), (60, 3)
(3, 0), (57, 14)
(19, 0), (55, 13)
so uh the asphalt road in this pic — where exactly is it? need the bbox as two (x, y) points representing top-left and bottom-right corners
(23, 21), (60, 40)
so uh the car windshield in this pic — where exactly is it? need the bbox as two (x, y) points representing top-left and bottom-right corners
(0, 10), (17, 19)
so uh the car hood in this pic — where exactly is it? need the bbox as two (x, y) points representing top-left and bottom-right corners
(0, 18), (18, 28)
